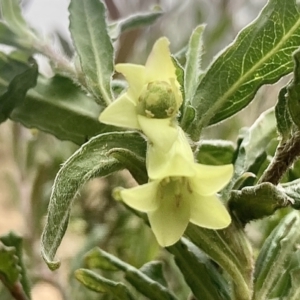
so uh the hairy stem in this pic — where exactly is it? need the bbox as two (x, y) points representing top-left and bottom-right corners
(258, 131), (300, 185)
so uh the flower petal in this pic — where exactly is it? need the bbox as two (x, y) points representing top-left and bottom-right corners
(148, 186), (190, 247)
(146, 127), (195, 179)
(99, 94), (140, 129)
(120, 181), (160, 212)
(190, 164), (233, 196)
(137, 115), (178, 151)
(189, 194), (231, 229)
(147, 148), (195, 180)
(115, 64), (146, 102)
(145, 37), (177, 82)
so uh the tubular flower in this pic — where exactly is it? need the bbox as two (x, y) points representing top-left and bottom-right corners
(119, 164), (233, 247)
(99, 37), (183, 151)
(146, 126), (196, 180)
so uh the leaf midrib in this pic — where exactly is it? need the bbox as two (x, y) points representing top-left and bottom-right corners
(200, 10), (300, 128)
(82, 1), (111, 106)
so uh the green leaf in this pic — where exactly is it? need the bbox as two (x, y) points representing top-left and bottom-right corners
(185, 224), (251, 300)
(0, 54), (38, 123)
(0, 0), (34, 42)
(0, 21), (25, 48)
(287, 267), (300, 300)
(187, 0), (300, 139)
(139, 261), (168, 288)
(75, 268), (134, 300)
(223, 108), (277, 198)
(109, 8), (163, 40)
(0, 243), (19, 289)
(287, 48), (300, 130)
(69, 0), (114, 106)
(10, 75), (114, 145)
(108, 147), (147, 184)
(41, 132), (146, 270)
(180, 105), (196, 131)
(254, 211), (300, 300)
(276, 86), (293, 141)
(169, 239), (230, 300)
(229, 182), (293, 224)
(184, 24), (205, 103)
(0, 232), (31, 299)
(85, 247), (178, 300)
(281, 179), (300, 209)
(268, 250), (300, 299)
(196, 140), (235, 165)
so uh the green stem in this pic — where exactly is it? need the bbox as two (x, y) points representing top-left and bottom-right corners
(185, 225), (252, 300)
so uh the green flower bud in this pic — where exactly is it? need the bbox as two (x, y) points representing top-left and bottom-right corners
(137, 81), (178, 118)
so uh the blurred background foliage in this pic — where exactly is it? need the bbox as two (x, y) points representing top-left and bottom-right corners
(0, 0), (291, 299)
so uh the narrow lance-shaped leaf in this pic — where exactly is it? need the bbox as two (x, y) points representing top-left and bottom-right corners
(11, 75), (115, 145)
(109, 8), (163, 40)
(184, 24), (205, 103)
(75, 269), (135, 300)
(0, 0), (34, 42)
(69, 0), (114, 106)
(188, 0), (300, 140)
(254, 211), (300, 300)
(0, 21), (27, 48)
(185, 224), (251, 300)
(41, 132), (146, 270)
(85, 247), (178, 300)
(168, 239), (231, 300)
(0, 54), (38, 123)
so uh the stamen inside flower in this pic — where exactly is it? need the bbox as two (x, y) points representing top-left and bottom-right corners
(137, 81), (178, 118)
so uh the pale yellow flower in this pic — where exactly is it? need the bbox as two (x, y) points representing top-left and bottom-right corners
(99, 37), (183, 152)
(119, 164), (233, 247)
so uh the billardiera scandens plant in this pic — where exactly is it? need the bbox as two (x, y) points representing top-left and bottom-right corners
(100, 36), (234, 247)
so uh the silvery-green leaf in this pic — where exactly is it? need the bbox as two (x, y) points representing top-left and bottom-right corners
(69, 0), (114, 106)
(41, 132), (146, 270)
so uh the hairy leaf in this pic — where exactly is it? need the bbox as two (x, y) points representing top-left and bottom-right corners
(69, 0), (113, 106)
(11, 75), (114, 145)
(0, 21), (25, 48)
(185, 224), (251, 300)
(0, 0), (34, 42)
(196, 140), (235, 165)
(184, 24), (205, 103)
(109, 9), (163, 40)
(41, 132), (146, 270)
(188, 0), (300, 139)
(0, 54), (38, 123)
(169, 239), (230, 300)
(75, 269), (134, 300)
(229, 183), (293, 223)
(85, 247), (178, 300)
(254, 211), (300, 300)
